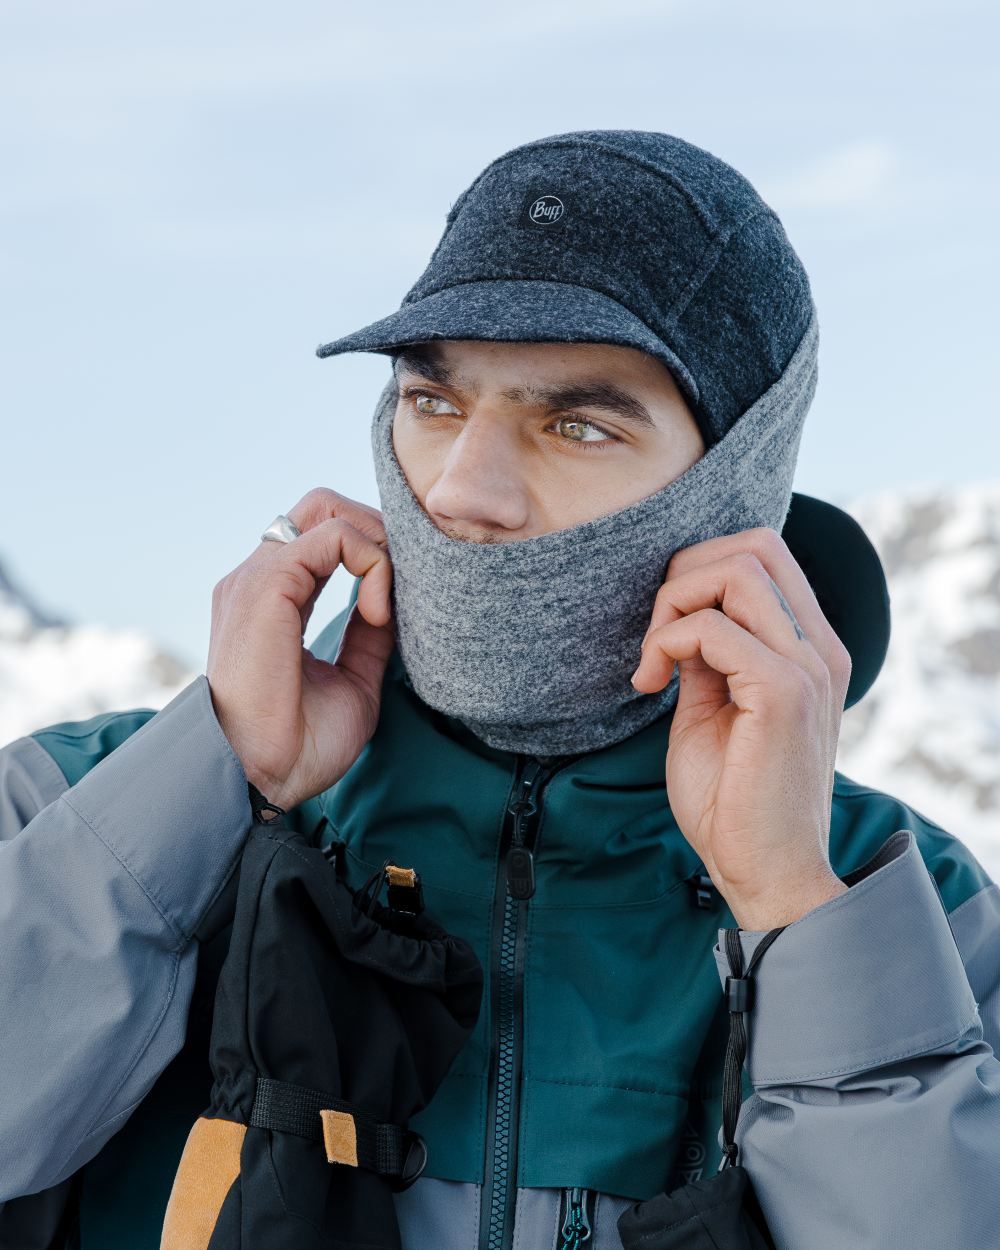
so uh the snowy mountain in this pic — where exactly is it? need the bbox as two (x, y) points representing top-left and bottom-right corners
(2, 479), (998, 880)
(0, 560), (196, 745)
(835, 478), (1000, 880)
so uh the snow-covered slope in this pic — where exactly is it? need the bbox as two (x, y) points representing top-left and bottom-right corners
(835, 478), (1000, 881)
(0, 561), (196, 744)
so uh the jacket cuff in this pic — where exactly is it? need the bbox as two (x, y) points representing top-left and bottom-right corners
(712, 829), (980, 1084)
(60, 674), (252, 943)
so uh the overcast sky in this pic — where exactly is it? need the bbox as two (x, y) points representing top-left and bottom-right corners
(2, 0), (997, 669)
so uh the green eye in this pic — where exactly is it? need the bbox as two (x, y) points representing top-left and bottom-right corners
(553, 416), (617, 447)
(414, 393), (458, 415)
(407, 389), (619, 452)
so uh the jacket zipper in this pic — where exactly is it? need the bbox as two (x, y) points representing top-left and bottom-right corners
(478, 754), (563, 1250)
(557, 1186), (595, 1248)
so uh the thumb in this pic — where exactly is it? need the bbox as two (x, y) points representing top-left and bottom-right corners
(332, 600), (396, 696)
(672, 653), (730, 730)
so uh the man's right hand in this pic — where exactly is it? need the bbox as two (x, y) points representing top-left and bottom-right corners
(206, 487), (395, 814)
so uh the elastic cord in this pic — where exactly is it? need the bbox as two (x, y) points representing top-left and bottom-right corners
(248, 781), (287, 825)
(720, 924), (786, 1168)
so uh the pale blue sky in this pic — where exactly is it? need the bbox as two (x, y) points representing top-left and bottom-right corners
(2, 0), (997, 669)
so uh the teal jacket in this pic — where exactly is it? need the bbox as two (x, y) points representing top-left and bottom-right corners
(1, 582), (999, 1248)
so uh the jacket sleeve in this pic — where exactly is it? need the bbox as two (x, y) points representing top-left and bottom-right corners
(711, 827), (1000, 1250)
(0, 674), (252, 1200)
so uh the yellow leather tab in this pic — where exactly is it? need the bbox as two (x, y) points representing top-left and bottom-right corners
(385, 864), (417, 888)
(160, 1116), (246, 1250)
(321, 1108), (359, 1166)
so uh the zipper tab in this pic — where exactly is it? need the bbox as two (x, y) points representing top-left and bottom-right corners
(504, 760), (544, 901)
(505, 843), (535, 899)
(558, 1186), (593, 1248)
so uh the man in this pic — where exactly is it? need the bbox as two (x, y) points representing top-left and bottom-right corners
(1, 130), (998, 1249)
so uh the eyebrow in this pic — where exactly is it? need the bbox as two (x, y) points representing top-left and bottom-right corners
(392, 346), (657, 429)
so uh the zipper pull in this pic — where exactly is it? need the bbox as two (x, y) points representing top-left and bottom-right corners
(506, 843), (535, 899)
(559, 1187), (592, 1247)
(505, 761), (543, 900)
(507, 763), (542, 835)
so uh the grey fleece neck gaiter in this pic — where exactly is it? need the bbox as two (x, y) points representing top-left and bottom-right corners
(370, 310), (818, 757)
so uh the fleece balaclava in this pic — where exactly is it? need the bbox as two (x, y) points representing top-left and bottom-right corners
(369, 312), (816, 756)
(317, 130), (819, 756)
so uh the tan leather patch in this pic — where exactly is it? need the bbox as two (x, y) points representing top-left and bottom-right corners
(385, 864), (416, 888)
(160, 1116), (246, 1249)
(320, 1108), (359, 1166)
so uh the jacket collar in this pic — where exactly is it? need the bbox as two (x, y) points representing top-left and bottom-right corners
(379, 643), (677, 790)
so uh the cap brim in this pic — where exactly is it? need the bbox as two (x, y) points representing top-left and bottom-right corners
(315, 278), (701, 410)
(782, 493), (891, 710)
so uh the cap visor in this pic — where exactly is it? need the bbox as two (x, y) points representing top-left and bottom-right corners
(315, 279), (700, 405)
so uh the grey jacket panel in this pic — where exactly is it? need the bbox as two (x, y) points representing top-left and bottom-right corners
(711, 829), (1000, 1250)
(511, 1185), (635, 1250)
(0, 674), (251, 1200)
(0, 734), (71, 823)
(392, 1179), (636, 1250)
(393, 1177), (480, 1249)
(949, 877), (1000, 1034)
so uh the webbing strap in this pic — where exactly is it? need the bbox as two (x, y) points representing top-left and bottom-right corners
(249, 1076), (408, 1176)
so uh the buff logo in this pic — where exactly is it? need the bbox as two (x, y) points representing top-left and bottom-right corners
(518, 189), (570, 230)
(529, 194), (564, 224)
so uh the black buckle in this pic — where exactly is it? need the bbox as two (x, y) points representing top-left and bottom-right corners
(688, 872), (718, 910)
(320, 839), (345, 869)
(389, 1130), (428, 1191)
(385, 868), (425, 916)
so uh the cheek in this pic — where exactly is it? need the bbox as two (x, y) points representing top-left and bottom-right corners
(391, 410), (437, 506)
(639, 434), (705, 496)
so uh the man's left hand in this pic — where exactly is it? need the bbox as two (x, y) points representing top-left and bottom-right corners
(631, 527), (853, 931)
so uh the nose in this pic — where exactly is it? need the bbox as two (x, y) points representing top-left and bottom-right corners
(422, 411), (531, 538)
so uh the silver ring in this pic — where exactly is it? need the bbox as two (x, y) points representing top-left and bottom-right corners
(261, 514), (302, 544)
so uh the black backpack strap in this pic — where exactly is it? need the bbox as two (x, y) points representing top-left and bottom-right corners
(249, 1076), (427, 1190)
(720, 924), (786, 1169)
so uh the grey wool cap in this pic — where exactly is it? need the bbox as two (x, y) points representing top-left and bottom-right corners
(316, 128), (814, 449)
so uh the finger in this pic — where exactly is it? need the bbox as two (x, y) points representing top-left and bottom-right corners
(249, 489), (391, 627)
(321, 599), (397, 697)
(263, 516), (393, 628)
(286, 490), (389, 629)
(287, 486), (387, 547)
(661, 528), (850, 692)
(665, 646), (731, 721)
(641, 551), (826, 681)
(249, 487), (387, 565)
(633, 607), (806, 715)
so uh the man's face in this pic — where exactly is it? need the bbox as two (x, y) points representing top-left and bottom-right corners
(390, 339), (706, 543)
